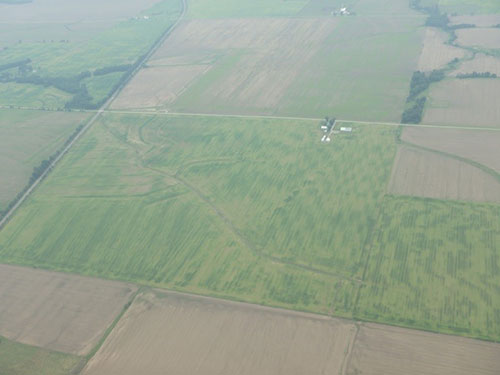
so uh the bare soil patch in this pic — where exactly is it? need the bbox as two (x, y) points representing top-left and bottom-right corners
(82, 290), (356, 375)
(453, 53), (500, 76)
(456, 28), (500, 49)
(111, 65), (210, 109)
(418, 28), (466, 71)
(346, 323), (500, 375)
(0, 264), (137, 355)
(402, 127), (500, 173)
(388, 146), (500, 203)
(115, 18), (336, 112)
(450, 15), (500, 28)
(424, 79), (500, 127)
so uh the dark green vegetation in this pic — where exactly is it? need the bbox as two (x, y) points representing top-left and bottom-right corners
(457, 71), (498, 79)
(0, 113), (499, 341)
(0, 0), (183, 109)
(402, 70), (444, 124)
(0, 336), (80, 375)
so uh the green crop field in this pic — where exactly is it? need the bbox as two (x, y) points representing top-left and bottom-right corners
(0, 336), (81, 375)
(356, 195), (500, 341)
(0, 109), (89, 211)
(0, 114), (396, 314)
(0, 114), (499, 341)
(0, 0), (183, 109)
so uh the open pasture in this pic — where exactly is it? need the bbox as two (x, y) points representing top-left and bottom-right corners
(388, 146), (500, 203)
(0, 336), (80, 375)
(453, 53), (500, 77)
(402, 126), (500, 173)
(356, 196), (500, 341)
(0, 264), (137, 355)
(346, 323), (500, 375)
(82, 290), (356, 375)
(456, 28), (500, 50)
(418, 28), (466, 72)
(0, 114), (395, 315)
(0, 109), (89, 211)
(424, 78), (500, 127)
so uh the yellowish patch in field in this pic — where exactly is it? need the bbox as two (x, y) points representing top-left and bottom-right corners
(82, 290), (356, 375)
(114, 18), (336, 111)
(111, 65), (211, 109)
(453, 53), (500, 76)
(450, 15), (500, 28)
(402, 127), (500, 173)
(456, 28), (500, 49)
(0, 264), (137, 356)
(424, 79), (500, 127)
(346, 323), (500, 375)
(388, 146), (500, 203)
(418, 28), (466, 71)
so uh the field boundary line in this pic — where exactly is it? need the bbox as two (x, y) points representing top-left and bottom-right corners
(398, 136), (500, 184)
(2, 105), (500, 132)
(103, 109), (500, 132)
(0, 0), (187, 230)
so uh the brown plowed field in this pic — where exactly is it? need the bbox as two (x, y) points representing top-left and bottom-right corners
(83, 290), (500, 375)
(346, 323), (500, 375)
(424, 79), (500, 127)
(450, 15), (500, 28)
(82, 290), (356, 375)
(111, 65), (210, 109)
(402, 127), (500, 173)
(113, 18), (336, 111)
(453, 53), (500, 77)
(418, 28), (466, 71)
(388, 146), (500, 203)
(456, 28), (500, 49)
(0, 264), (137, 355)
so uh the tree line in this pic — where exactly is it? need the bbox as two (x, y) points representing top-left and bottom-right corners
(401, 70), (445, 124)
(0, 124), (84, 220)
(457, 71), (497, 79)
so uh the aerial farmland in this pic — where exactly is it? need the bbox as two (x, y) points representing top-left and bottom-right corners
(0, 0), (499, 374)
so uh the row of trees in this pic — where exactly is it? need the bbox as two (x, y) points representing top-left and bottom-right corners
(0, 124), (84, 220)
(402, 70), (445, 124)
(457, 71), (498, 79)
(401, 97), (426, 124)
(94, 64), (132, 76)
(407, 70), (445, 101)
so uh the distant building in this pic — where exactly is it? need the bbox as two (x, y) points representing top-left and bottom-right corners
(340, 127), (352, 132)
(340, 7), (350, 15)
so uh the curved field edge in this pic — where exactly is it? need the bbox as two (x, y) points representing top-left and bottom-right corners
(0, 114), (499, 341)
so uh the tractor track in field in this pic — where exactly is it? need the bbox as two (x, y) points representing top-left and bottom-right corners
(144, 165), (363, 285)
